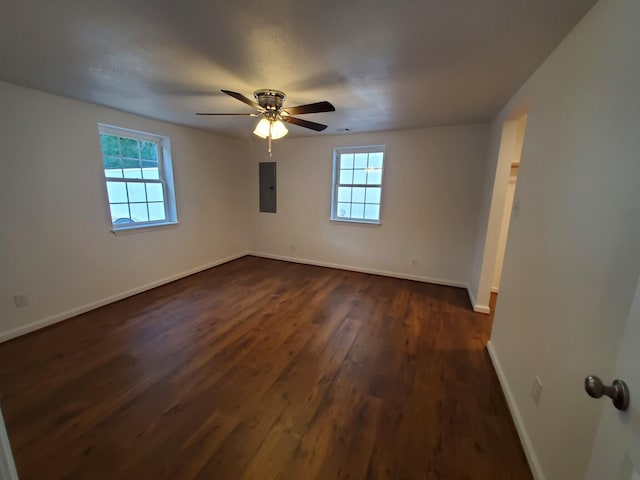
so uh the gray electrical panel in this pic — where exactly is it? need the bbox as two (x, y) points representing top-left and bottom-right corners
(259, 162), (277, 213)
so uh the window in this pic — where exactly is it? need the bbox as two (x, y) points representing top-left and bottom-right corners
(331, 145), (385, 224)
(98, 125), (177, 231)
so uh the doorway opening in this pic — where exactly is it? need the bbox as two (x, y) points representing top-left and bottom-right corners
(492, 157), (521, 293)
(474, 113), (528, 315)
(490, 114), (527, 312)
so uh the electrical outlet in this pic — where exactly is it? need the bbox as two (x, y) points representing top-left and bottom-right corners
(13, 293), (28, 308)
(531, 375), (543, 406)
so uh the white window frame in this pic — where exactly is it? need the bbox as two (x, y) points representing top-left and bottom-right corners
(98, 124), (178, 233)
(331, 145), (385, 224)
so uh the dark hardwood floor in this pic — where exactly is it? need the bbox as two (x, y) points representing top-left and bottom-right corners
(0, 256), (531, 479)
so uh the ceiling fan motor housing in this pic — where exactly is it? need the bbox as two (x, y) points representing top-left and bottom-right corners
(254, 89), (286, 115)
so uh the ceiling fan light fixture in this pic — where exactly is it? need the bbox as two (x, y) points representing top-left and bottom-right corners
(253, 118), (271, 138)
(270, 120), (288, 139)
(253, 118), (288, 140)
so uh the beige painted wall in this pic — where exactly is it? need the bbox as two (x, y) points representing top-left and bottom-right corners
(487, 0), (640, 478)
(0, 81), (251, 340)
(246, 125), (489, 287)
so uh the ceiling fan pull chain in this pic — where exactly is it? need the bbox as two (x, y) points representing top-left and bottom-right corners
(268, 131), (272, 157)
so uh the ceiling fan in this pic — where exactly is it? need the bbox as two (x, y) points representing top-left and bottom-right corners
(197, 89), (335, 155)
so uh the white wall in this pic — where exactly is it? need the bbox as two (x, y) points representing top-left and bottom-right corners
(486, 0), (640, 478)
(246, 125), (489, 287)
(0, 81), (251, 341)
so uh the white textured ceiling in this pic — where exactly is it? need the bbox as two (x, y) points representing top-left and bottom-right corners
(0, 0), (596, 137)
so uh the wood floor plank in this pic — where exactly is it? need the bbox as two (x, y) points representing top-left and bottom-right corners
(0, 256), (532, 479)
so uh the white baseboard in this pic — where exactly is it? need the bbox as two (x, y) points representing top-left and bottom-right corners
(248, 251), (468, 289)
(0, 251), (249, 344)
(466, 286), (491, 314)
(486, 340), (545, 480)
(2, 251), (475, 344)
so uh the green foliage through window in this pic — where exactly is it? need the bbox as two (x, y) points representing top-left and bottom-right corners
(100, 134), (120, 156)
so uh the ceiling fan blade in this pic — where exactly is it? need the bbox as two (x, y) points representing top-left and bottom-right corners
(221, 89), (262, 110)
(196, 112), (259, 116)
(283, 116), (328, 132)
(283, 101), (335, 116)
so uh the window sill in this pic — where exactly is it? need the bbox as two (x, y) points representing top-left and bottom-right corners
(111, 221), (179, 236)
(330, 218), (381, 226)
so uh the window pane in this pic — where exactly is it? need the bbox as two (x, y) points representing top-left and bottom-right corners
(148, 202), (166, 221)
(130, 203), (149, 222)
(339, 169), (353, 184)
(100, 134), (120, 156)
(340, 154), (354, 169)
(364, 204), (380, 221)
(146, 183), (164, 202)
(121, 138), (140, 158)
(365, 187), (381, 204)
(103, 156), (120, 170)
(337, 187), (351, 202)
(336, 203), (351, 218)
(110, 204), (130, 222)
(351, 203), (365, 219)
(122, 158), (140, 168)
(368, 152), (384, 168)
(354, 153), (368, 169)
(142, 168), (159, 180)
(123, 168), (143, 179)
(127, 182), (147, 202)
(106, 181), (128, 203)
(140, 141), (159, 161)
(141, 161), (159, 179)
(352, 187), (365, 203)
(366, 168), (382, 185)
(353, 169), (367, 184)
(105, 168), (123, 178)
